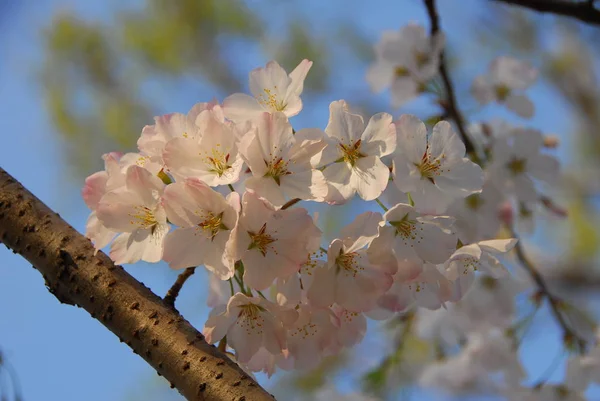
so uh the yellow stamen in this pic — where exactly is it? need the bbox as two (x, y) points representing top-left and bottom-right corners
(248, 223), (277, 256)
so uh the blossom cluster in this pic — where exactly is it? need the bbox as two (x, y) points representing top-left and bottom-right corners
(82, 21), (572, 396)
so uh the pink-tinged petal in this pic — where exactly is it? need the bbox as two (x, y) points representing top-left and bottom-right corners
(162, 181), (202, 227)
(340, 211), (383, 243)
(366, 61), (395, 93)
(222, 93), (264, 123)
(505, 93), (534, 118)
(414, 221), (457, 264)
(395, 259), (424, 282)
(287, 59), (313, 97)
(163, 137), (204, 177)
(322, 162), (355, 203)
(85, 212), (116, 251)
(245, 176), (287, 207)
(289, 128), (327, 166)
(445, 244), (482, 281)
(125, 165), (164, 206)
(163, 227), (211, 270)
(109, 224), (167, 265)
(203, 307), (235, 344)
(471, 75), (495, 104)
(430, 121), (466, 161)
(280, 170), (327, 203)
(491, 56), (538, 90)
(360, 112), (396, 157)
(528, 154), (559, 183)
(390, 77), (419, 108)
(228, 317), (264, 364)
(333, 307), (366, 347)
(82, 171), (108, 210)
(395, 114), (428, 164)
(478, 239), (518, 253)
(249, 61), (290, 101)
(260, 312), (287, 355)
(367, 227), (398, 275)
(97, 190), (146, 232)
(353, 156), (390, 201)
(392, 158), (421, 193)
(434, 158), (484, 197)
(324, 100), (365, 144)
(307, 266), (336, 309)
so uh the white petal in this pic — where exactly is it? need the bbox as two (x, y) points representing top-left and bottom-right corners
(505, 93), (534, 118)
(353, 156), (390, 201)
(222, 93), (265, 123)
(360, 112), (396, 157)
(395, 114), (427, 164)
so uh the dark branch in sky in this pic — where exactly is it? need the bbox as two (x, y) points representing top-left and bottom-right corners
(491, 0), (600, 27)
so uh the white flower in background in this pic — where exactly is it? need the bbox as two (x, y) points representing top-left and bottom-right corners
(309, 212), (392, 312)
(392, 115), (483, 213)
(367, 23), (445, 107)
(368, 203), (457, 268)
(96, 165), (169, 264)
(488, 128), (559, 202)
(233, 191), (320, 290)
(240, 111), (328, 206)
(223, 59), (313, 123)
(137, 101), (223, 168)
(447, 181), (504, 244)
(445, 239), (517, 300)
(330, 305), (367, 350)
(320, 100), (396, 203)
(472, 56), (538, 118)
(203, 293), (297, 364)
(161, 178), (239, 279)
(162, 109), (246, 185)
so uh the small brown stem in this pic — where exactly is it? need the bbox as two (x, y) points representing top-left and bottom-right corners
(164, 267), (197, 308)
(281, 198), (301, 210)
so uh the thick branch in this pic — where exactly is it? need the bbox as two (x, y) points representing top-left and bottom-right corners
(490, 0), (600, 27)
(423, 0), (477, 156)
(0, 167), (274, 401)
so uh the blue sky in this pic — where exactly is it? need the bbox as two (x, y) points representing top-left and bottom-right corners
(0, 1), (597, 400)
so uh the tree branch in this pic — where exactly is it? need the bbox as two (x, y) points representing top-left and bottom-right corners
(510, 228), (587, 352)
(0, 167), (274, 401)
(164, 267), (197, 308)
(423, 0), (477, 156)
(489, 0), (600, 27)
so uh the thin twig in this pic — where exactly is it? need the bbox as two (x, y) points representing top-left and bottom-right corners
(510, 228), (587, 352)
(490, 0), (600, 27)
(423, 0), (477, 157)
(164, 267), (197, 308)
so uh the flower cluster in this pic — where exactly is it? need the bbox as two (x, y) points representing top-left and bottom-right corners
(83, 29), (566, 389)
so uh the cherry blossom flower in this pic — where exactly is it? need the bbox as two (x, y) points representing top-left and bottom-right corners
(203, 293), (297, 363)
(472, 56), (538, 118)
(161, 178), (239, 279)
(223, 59), (312, 123)
(308, 212), (393, 312)
(96, 165), (169, 264)
(445, 239), (517, 300)
(239, 111), (328, 206)
(392, 115), (483, 213)
(233, 191), (320, 290)
(330, 304), (367, 349)
(162, 109), (246, 185)
(285, 305), (337, 370)
(137, 101), (222, 169)
(488, 128), (560, 202)
(367, 23), (445, 107)
(447, 181), (504, 244)
(368, 203), (457, 268)
(320, 100), (396, 203)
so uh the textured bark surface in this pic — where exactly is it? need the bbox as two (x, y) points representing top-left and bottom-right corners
(0, 167), (275, 401)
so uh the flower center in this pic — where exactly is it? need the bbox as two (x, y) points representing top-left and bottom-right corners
(506, 157), (527, 175)
(414, 51), (430, 68)
(335, 250), (361, 277)
(338, 139), (364, 166)
(237, 303), (266, 333)
(130, 205), (158, 231)
(495, 84), (511, 101)
(416, 150), (443, 183)
(203, 146), (232, 177)
(257, 87), (286, 111)
(247, 223), (277, 256)
(198, 211), (228, 241)
(394, 66), (409, 77)
(390, 214), (418, 240)
(290, 320), (318, 339)
(265, 157), (291, 186)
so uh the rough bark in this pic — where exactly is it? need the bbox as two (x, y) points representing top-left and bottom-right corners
(0, 167), (274, 401)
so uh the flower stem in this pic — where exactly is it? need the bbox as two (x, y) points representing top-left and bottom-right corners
(375, 198), (388, 212)
(228, 184), (235, 192)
